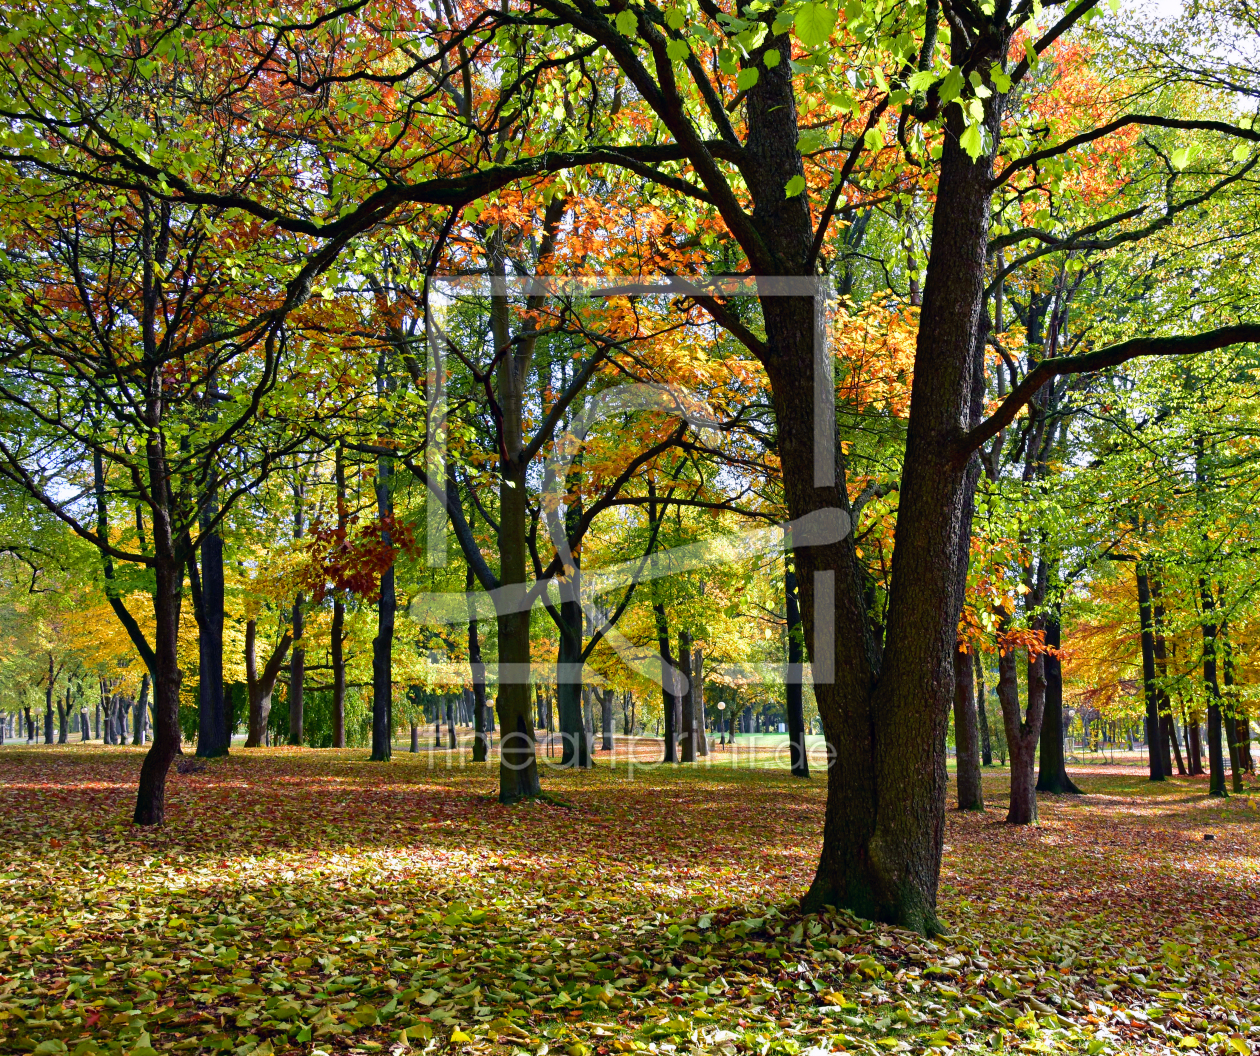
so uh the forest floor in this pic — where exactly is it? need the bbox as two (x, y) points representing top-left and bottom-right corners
(1, 746), (1258, 1056)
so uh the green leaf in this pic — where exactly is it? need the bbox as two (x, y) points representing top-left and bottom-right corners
(990, 63), (1012, 93)
(665, 7), (686, 29)
(784, 174), (806, 197)
(960, 122), (983, 160)
(938, 66), (964, 104)
(907, 70), (936, 93)
(736, 66), (760, 90)
(614, 9), (637, 36)
(666, 38), (690, 62)
(763, 48), (781, 68)
(1233, 142), (1250, 162)
(793, 3), (838, 47)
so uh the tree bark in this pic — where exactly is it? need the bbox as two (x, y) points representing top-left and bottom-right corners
(43, 653), (55, 744)
(556, 597), (590, 768)
(1200, 579), (1228, 797)
(194, 525), (228, 758)
(694, 650), (708, 756)
(467, 567), (490, 762)
(785, 569), (810, 778)
(1221, 626), (1244, 793)
(134, 674), (149, 746)
(600, 687), (614, 752)
(132, 552), (184, 824)
(1036, 609), (1081, 794)
(331, 443), (348, 749)
(953, 648), (983, 810)
(997, 640), (1043, 825)
(289, 478), (306, 746)
(976, 659), (993, 766)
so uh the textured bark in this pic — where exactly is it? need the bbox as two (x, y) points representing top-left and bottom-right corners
(1036, 611), (1081, 794)
(556, 598), (591, 769)
(679, 631), (696, 763)
(953, 648), (983, 810)
(288, 479), (306, 747)
(694, 650), (708, 756)
(133, 552), (184, 825)
(977, 660), (993, 766)
(785, 569), (810, 778)
(1187, 716), (1204, 775)
(133, 674), (149, 746)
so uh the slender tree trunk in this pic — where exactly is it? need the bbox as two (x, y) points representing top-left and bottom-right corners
(654, 602), (678, 763)
(80, 708), (89, 742)
(57, 686), (69, 744)
(1221, 626), (1244, 793)
(1186, 713), (1204, 776)
(556, 599), (590, 768)
(1200, 579), (1228, 796)
(976, 659), (992, 765)
(194, 485), (228, 758)
(694, 650), (708, 756)
(134, 674), (149, 746)
(446, 698), (456, 749)
(1136, 567), (1166, 781)
(289, 479), (306, 747)
(43, 653), (55, 744)
(1036, 608), (1081, 794)
(132, 550), (185, 825)
(785, 569), (809, 778)
(953, 648), (983, 810)
(371, 452), (395, 762)
(600, 688), (614, 752)
(410, 722), (419, 753)
(679, 631), (696, 763)
(331, 444), (348, 749)
(998, 642), (1043, 825)
(468, 568), (490, 762)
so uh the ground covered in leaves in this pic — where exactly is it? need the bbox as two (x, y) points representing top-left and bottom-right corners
(2, 746), (1258, 1056)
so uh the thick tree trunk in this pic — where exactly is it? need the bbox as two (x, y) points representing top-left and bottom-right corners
(1136, 568), (1165, 781)
(1036, 610), (1081, 794)
(195, 525), (228, 758)
(953, 648), (983, 810)
(679, 631), (696, 762)
(133, 551), (185, 825)
(793, 56), (999, 928)
(785, 569), (810, 778)
(371, 455), (395, 762)
(557, 599), (591, 768)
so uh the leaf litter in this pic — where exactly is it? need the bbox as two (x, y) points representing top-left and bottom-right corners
(1, 747), (1258, 1056)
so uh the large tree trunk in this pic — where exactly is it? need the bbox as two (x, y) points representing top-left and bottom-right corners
(194, 522), (228, 758)
(790, 44), (999, 928)
(556, 598), (591, 768)
(1136, 567), (1166, 781)
(679, 631), (696, 762)
(371, 453), (395, 762)
(243, 619), (292, 748)
(785, 569), (810, 778)
(133, 551), (184, 825)
(1036, 609), (1081, 794)
(495, 456), (541, 800)
(953, 648), (983, 810)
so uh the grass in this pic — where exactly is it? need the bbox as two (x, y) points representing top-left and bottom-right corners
(1, 744), (1258, 1056)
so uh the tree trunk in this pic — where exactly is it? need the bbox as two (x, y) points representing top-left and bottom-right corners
(997, 643), (1042, 825)
(371, 453), (395, 762)
(953, 648), (983, 810)
(1036, 609), (1081, 794)
(795, 57), (1001, 930)
(600, 687), (614, 752)
(694, 650), (708, 756)
(1222, 629), (1244, 793)
(44, 653), (55, 744)
(446, 697), (456, 749)
(134, 674), (149, 746)
(654, 602), (678, 763)
(331, 444), (348, 749)
(1136, 567), (1166, 781)
(468, 568), (490, 762)
(785, 569), (810, 778)
(243, 619), (292, 748)
(132, 549), (185, 826)
(556, 598), (590, 768)
(194, 523), (228, 758)
(57, 686), (69, 744)
(976, 659), (992, 765)
(288, 478), (306, 747)
(679, 631), (696, 763)
(80, 708), (90, 742)
(410, 722), (419, 753)
(1200, 578), (1228, 797)
(1186, 713), (1204, 776)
